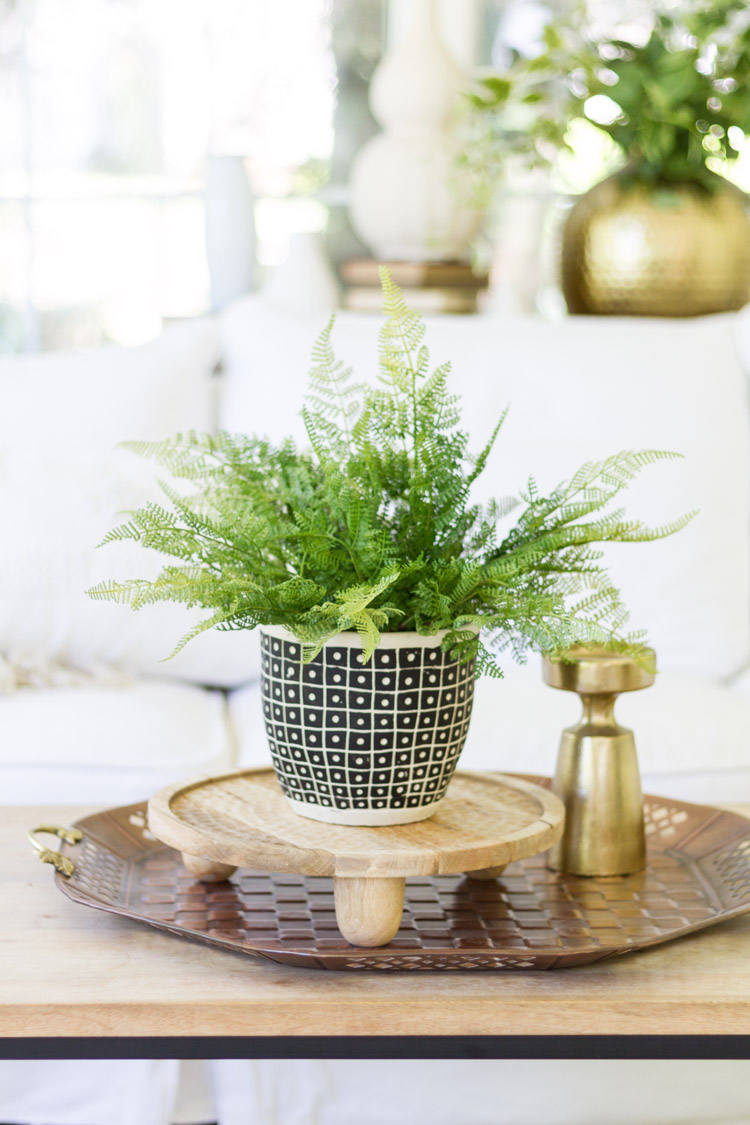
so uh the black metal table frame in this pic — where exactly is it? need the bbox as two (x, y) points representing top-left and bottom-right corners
(2, 1036), (750, 1060)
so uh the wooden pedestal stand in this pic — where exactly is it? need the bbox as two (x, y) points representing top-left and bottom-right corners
(148, 768), (564, 947)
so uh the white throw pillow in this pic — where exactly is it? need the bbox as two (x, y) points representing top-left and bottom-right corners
(1, 679), (234, 804)
(0, 319), (261, 687)
(220, 297), (750, 680)
(0, 319), (219, 452)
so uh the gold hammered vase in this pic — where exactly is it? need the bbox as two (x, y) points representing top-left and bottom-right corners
(561, 173), (750, 317)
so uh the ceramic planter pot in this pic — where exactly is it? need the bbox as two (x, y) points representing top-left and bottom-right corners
(260, 625), (476, 826)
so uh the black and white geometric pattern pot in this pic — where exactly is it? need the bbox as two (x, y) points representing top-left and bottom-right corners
(260, 626), (477, 826)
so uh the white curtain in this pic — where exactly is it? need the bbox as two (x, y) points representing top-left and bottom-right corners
(2, 1059), (748, 1125)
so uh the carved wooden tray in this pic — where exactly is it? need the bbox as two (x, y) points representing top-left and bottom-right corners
(50, 779), (750, 971)
(147, 768), (565, 946)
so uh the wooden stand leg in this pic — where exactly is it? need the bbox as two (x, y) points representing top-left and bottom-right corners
(333, 876), (406, 947)
(465, 864), (507, 880)
(181, 852), (237, 882)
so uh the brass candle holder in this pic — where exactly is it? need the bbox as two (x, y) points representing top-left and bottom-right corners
(543, 646), (655, 877)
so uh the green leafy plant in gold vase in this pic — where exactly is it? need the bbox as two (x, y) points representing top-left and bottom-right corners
(466, 0), (750, 316)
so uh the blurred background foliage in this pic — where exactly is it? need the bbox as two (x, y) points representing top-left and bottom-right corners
(466, 0), (750, 193)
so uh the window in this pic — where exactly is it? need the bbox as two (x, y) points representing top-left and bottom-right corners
(0, 0), (341, 351)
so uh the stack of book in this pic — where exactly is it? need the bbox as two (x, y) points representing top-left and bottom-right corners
(340, 259), (489, 314)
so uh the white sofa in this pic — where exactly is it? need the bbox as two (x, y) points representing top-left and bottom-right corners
(3, 298), (750, 1124)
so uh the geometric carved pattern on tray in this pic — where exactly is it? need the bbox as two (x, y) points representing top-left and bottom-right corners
(707, 839), (750, 906)
(643, 801), (692, 841)
(56, 790), (750, 971)
(66, 838), (127, 905)
(129, 858), (720, 956)
(344, 954), (539, 970)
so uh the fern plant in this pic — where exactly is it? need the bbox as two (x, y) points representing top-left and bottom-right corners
(89, 270), (693, 676)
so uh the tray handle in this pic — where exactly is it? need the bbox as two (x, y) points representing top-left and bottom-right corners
(28, 825), (83, 877)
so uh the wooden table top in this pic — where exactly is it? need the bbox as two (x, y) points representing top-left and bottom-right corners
(4, 803), (750, 1041)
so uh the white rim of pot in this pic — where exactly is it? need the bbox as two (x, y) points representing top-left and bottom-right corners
(259, 624), (477, 650)
(283, 797), (446, 827)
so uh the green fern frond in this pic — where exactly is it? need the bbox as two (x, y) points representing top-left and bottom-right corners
(165, 608), (235, 659)
(304, 316), (367, 455)
(89, 276), (693, 675)
(467, 406), (508, 486)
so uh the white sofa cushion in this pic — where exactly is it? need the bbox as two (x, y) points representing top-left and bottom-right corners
(0, 319), (260, 688)
(0, 319), (219, 452)
(0, 1060), (182, 1125)
(228, 664), (750, 804)
(220, 297), (750, 681)
(1, 679), (235, 804)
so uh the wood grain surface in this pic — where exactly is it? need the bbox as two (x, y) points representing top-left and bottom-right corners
(147, 769), (564, 878)
(4, 802), (750, 1039)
